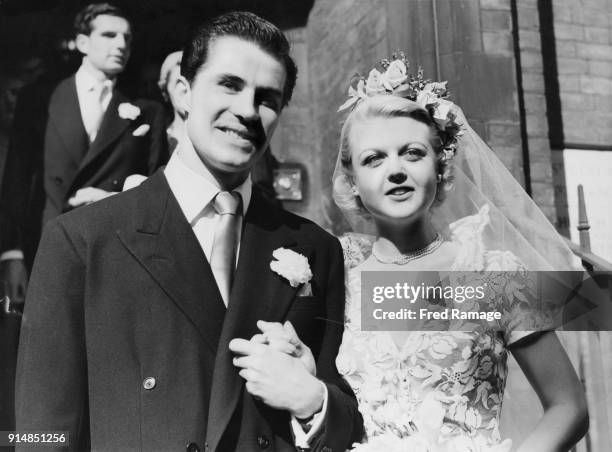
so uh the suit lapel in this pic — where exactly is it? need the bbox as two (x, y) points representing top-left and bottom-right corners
(78, 89), (131, 172)
(47, 76), (88, 164)
(206, 191), (312, 450)
(117, 171), (226, 353)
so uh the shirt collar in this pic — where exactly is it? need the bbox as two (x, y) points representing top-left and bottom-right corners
(164, 135), (252, 224)
(75, 64), (116, 93)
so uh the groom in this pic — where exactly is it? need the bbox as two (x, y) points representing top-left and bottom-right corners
(15, 11), (362, 452)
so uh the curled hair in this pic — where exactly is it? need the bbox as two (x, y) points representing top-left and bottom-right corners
(74, 3), (128, 37)
(181, 11), (297, 108)
(158, 51), (183, 101)
(334, 95), (455, 215)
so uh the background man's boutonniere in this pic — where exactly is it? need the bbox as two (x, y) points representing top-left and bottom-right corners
(270, 248), (313, 290)
(118, 102), (141, 120)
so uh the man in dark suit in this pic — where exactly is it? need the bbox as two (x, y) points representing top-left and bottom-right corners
(15, 11), (362, 452)
(0, 3), (167, 302)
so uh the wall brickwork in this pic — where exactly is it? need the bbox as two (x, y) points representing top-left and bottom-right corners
(553, 0), (612, 146)
(469, 0), (523, 185)
(269, 28), (319, 222)
(515, 0), (558, 222)
(275, 0), (389, 231)
(274, 0), (530, 232)
(273, 0), (610, 231)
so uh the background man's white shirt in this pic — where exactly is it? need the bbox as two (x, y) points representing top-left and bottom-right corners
(0, 64), (116, 262)
(75, 64), (115, 142)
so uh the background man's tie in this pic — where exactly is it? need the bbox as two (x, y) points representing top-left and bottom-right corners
(210, 191), (241, 305)
(89, 81), (112, 143)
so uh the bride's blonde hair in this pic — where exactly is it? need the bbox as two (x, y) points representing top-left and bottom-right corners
(333, 95), (454, 215)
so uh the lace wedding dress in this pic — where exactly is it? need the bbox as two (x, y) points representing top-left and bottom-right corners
(336, 207), (540, 452)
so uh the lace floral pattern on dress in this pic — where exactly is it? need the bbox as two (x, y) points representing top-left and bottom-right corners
(336, 206), (541, 452)
(339, 233), (374, 270)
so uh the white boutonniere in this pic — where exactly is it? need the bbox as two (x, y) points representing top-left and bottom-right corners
(118, 102), (141, 120)
(270, 248), (313, 288)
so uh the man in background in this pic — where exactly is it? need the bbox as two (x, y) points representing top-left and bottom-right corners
(0, 2), (168, 302)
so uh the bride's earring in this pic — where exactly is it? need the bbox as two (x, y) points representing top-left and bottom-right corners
(437, 174), (442, 183)
(351, 185), (359, 196)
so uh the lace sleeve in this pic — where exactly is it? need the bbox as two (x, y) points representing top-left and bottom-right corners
(336, 233), (373, 328)
(449, 206), (554, 345)
(482, 251), (552, 346)
(338, 233), (374, 271)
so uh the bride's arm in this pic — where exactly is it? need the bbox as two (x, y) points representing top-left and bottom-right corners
(510, 331), (588, 452)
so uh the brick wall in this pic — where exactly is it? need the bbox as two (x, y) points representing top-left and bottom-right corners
(274, 0), (599, 231)
(275, 0), (389, 232)
(269, 28), (320, 221)
(273, 0), (529, 232)
(553, 0), (612, 146)
(515, 0), (558, 222)
(467, 0), (523, 184)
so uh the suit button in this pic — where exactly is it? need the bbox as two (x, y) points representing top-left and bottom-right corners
(54, 176), (63, 186)
(321, 447), (332, 452)
(257, 435), (270, 449)
(186, 443), (200, 452)
(112, 179), (119, 186)
(142, 377), (156, 390)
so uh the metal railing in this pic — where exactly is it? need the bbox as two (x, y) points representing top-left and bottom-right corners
(566, 184), (612, 273)
(564, 185), (612, 452)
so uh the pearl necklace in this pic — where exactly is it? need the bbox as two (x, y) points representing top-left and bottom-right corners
(372, 234), (444, 265)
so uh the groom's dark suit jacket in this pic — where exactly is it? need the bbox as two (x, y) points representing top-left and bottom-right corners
(15, 170), (363, 452)
(0, 75), (167, 269)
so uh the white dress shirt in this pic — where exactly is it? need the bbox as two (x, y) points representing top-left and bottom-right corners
(75, 64), (115, 142)
(165, 135), (328, 448)
(164, 149), (251, 270)
(0, 64), (116, 262)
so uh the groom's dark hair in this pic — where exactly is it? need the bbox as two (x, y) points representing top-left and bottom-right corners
(181, 11), (297, 107)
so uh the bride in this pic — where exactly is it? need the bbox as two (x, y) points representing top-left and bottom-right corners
(260, 54), (588, 451)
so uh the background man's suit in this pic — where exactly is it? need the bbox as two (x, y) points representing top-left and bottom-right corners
(15, 171), (363, 451)
(0, 75), (168, 269)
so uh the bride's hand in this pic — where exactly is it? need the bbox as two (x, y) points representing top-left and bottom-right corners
(250, 322), (295, 354)
(253, 320), (316, 376)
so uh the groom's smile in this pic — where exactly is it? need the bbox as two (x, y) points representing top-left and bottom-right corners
(216, 122), (261, 149)
(180, 36), (287, 188)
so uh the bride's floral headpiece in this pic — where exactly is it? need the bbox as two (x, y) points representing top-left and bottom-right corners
(338, 51), (463, 160)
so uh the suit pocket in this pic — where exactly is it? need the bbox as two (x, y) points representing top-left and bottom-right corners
(132, 124), (151, 137)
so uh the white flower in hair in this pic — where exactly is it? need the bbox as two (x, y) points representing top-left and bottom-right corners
(337, 51), (464, 159)
(365, 69), (387, 95)
(442, 148), (455, 162)
(383, 59), (408, 88)
(416, 82), (454, 129)
(338, 78), (368, 111)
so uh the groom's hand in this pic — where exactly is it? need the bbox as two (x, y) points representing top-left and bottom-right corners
(229, 338), (324, 419)
(253, 320), (316, 376)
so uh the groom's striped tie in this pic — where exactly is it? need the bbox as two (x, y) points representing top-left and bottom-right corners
(210, 191), (241, 305)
